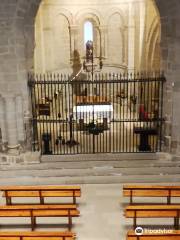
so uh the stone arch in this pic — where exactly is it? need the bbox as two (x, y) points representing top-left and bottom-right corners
(146, 17), (161, 70)
(53, 8), (74, 26)
(147, 25), (160, 70)
(105, 8), (126, 26)
(74, 9), (102, 58)
(74, 8), (102, 26)
(34, 6), (72, 73)
(106, 11), (126, 67)
(147, 16), (161, 45)
(0, 0), (180, 154)
(15, 1), (176, 54)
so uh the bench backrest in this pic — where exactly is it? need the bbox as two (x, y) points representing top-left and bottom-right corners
(0, 231), (76, 240)
(0, 204), (79, 217)
(0, 186), (81, 191)
(0, 186), (81, 205)
(125, 205), (180, 218)
(123, 185), (180, 197)
(0, 186), (81, 197)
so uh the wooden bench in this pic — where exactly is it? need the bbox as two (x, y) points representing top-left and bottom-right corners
(0, 231), (76, 240)
(125, 205), (180, 230)
(123, 185), (180, 204)
(127, 229), (180, 240)
(0, 185), (81, 205)
(0, 204), (79, 231)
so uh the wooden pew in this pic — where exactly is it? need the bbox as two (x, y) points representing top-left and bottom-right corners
(123, 185), (180, 204)
(0, 204), (79, 231)
(127, 229), (180, 240)
(0, 185), (81, 205)
(0, 231), (76, 240)
(125, 205), (180, 230)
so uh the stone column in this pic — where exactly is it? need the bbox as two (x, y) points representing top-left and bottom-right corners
(128, 2), (135, 72)
(0, 96), (7, 145)
(69, 25), (78, 60)
(139, 1), (146, 70)
(99, 25), (108, 59)
(15, 96), (25, 143)
(120, 26), (127, 65)
(4, 95), (19, 154)
(39, 4), (46, 73)
(164, 83), (173, 152)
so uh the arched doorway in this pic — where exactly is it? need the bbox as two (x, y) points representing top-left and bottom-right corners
(27, 0), (166, 155)
(1, 0), (179, 157)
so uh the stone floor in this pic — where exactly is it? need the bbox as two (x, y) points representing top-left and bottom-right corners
(0, 183), (179, 240)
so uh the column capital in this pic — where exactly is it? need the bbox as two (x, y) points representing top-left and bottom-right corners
(69, 25), (78, 33)
(99, 25), (108, 32)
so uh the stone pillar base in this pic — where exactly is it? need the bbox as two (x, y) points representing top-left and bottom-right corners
(0, 151), (41, 165)
(156, 152), (172, 161)
(164, 135), (172, 153)
(172, 155), (180, 161)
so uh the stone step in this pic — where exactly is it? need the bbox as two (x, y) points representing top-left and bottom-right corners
(0, 158), (179, 171)
(0, 156), (180, 170)
(0, 174), (179, 185)
(41, 153), (159, 162)
(0, 153), (175, 184)
(0, 165), (179, 178)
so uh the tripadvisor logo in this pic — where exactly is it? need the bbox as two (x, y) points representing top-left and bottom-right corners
(135, 227), (173, 235)
(135, 227), (144, 235)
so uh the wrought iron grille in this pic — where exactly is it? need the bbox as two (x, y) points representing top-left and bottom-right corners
(28, 72), (165, 155)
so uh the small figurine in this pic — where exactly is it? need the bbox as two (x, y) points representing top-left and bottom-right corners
(86, 40), (93, 62)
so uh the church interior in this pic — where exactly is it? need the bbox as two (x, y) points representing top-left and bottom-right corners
(0, 0), (180, 239)
(31, 0), (162, 155)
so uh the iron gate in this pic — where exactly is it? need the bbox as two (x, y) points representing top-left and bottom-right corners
(28, 73), (165, 155)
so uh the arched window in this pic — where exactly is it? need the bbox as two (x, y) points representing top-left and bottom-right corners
(84, 21), (93, 48)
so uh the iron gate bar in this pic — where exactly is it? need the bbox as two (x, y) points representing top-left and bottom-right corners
(28, 72), (166, 155)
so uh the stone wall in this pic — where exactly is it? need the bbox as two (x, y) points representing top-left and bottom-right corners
(0, 0), (41, 164)
(155, 0), (180, 154)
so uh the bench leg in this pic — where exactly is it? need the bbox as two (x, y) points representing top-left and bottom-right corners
(39, 191), (44, 204)
(73, 195), (76, 205)
(175, 211), (180, 230)
(167, 196), (171, 205)
(133, 211), (137, 230)
(177, 217), (180, 230)
(133, 217), (137, 230)
(30, 211), (36, 231)
(6, 197), (12, 205)
(39, 196), (44, 204)
(174, 217), (178, 230)
(130, 190), (133, 205)
(5, 191), (12, 205)
(68, 215), (72, 231)
(31, 216), (36, 231)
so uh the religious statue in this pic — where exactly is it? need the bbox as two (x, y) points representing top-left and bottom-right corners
(86, 40), (93, 62)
